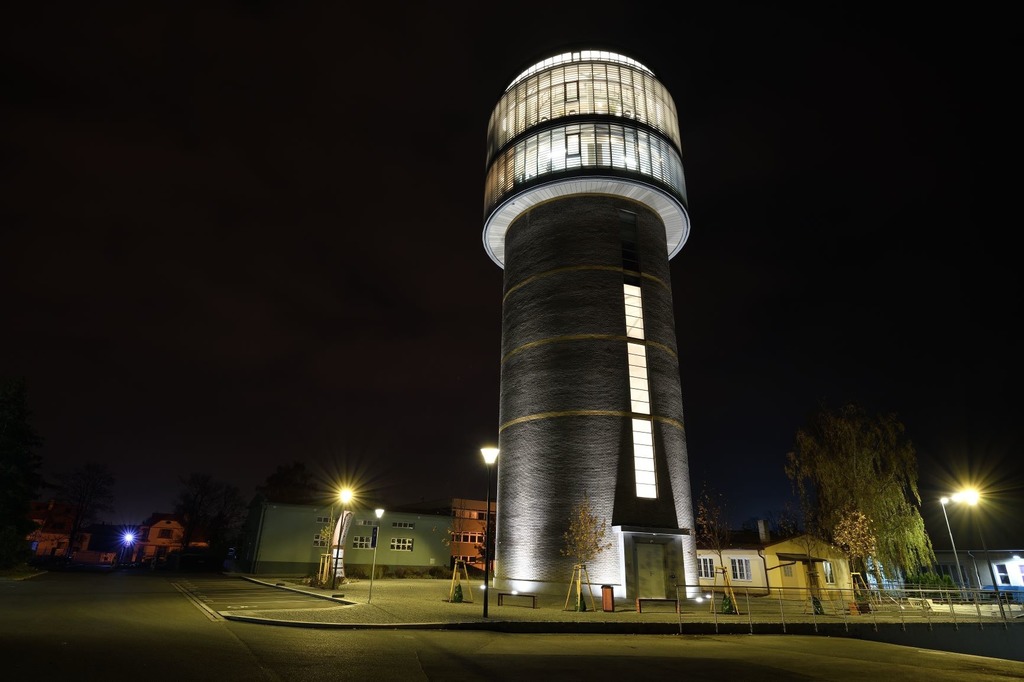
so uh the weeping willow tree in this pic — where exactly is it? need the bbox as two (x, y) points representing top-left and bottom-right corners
(785, 403), (935, 587)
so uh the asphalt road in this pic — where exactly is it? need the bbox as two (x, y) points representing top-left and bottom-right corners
(3, 570), (1023, 681)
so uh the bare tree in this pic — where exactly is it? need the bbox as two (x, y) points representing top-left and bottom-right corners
(174, 473), (245, 554)
(53, 461), (114, 558)
(695, 483), (731, 575)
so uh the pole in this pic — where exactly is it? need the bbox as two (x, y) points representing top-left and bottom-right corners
(975, 521), (1005, 619)
(368, 508), (384, 603)
(940, 499), (968, 590)
(483, 463), (492, 618)
(331, 510), (341, 591)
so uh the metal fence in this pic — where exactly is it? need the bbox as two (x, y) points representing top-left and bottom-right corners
(676, 584), (1022, 633)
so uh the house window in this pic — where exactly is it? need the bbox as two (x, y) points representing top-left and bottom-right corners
(822, 561), (835, 584)
(698, 557), (715, 579)
(356, 518), (380, 526)
(782, 564), (793, 578)
(392, 521), (415, 529)
(454, 532), (484, 544)
(391, 538), (413, 551)
(313, 535), (327, 548)
(315, 516), (330, 524)
(352, 536), (371, 549)
(730, 558), (751, 581)
(158, 529), (172, 539)
(996, 564), (1010, 585)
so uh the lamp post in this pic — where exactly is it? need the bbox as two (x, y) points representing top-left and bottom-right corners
(120, 531), (136, 567)
(480, 447), (499, 618)
(953, 489), (1005, 619)
(939, 497), (968, 590)
(368, 507), (384, 604)
(332, 488), (353, 591)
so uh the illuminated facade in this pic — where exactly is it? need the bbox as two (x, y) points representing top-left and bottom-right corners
(483, 50), (698, 599)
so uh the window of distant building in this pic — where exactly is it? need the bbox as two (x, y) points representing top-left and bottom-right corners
(356, 518), (380, 526)
(392, 521), (415, 529)
(782, 564), (793, 578)
(158, 529), (172, 539)
(313, 534), (327, 548)
(822, 561), (835, 585)
(453, 532), (484, 544)
(316, 516), (330, 524)
(698, 557), (715, 579)
(390, 538), (413, 551)
(996, 564), (1010, 585)
(730, 558), (751, 581)
(352, 536), (372, 549)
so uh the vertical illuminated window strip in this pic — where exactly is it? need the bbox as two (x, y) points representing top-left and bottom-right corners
(625, 282), (656, 498)
(624, 283), (644, 338)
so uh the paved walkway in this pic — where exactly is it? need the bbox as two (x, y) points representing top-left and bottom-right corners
(226, 575), (1016, 633)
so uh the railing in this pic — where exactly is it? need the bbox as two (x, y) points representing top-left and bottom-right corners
(672, 584), (1021, 634)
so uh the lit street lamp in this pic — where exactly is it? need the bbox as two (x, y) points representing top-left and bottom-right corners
(332, 488), (354, 591)
(368, 507), (385, 603)
(951, 489), (1005, 619)
(120, 531), (136, 566)
(939, 497), (968, 589)
(480, 447), (499, 618)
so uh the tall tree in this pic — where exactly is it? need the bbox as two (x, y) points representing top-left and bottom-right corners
(785, 403), (935, 585)
(256, 461), (317, 504)
(53, 461), (115, 558)
(0, 378), (44, 568)
(174, 473), (246, 554)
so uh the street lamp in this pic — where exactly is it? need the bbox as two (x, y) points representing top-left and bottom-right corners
(939, 497), (968, 589)
(332, 488), (354, 590)
(480, 447), (499, 618)
(952, 489), (1005, 619)
(120, 531), (136, 567)
(368, 507), (385, 603)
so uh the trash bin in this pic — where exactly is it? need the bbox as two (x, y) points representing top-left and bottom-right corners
(601, 585), (614, 612)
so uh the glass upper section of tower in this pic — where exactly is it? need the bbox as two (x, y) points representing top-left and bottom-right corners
(504, 50), (654, 92)
(483, 50), (690, 268)
(486, 50), (681, 164)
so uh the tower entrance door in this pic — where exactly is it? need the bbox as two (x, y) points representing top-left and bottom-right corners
(636, 542), (667, 598)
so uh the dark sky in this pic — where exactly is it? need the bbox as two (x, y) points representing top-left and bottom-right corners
(3, 5), (1019, 548)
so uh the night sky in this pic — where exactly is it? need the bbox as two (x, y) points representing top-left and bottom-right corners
(3, 5), (1019, 548)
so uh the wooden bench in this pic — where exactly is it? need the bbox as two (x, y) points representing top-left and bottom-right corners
(498, 592), (537, 608)
(635, 597), (679, 613)
(906, 597), (935, 611)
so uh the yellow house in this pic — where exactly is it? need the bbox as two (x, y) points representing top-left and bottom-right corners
(696, 522), (853, 599)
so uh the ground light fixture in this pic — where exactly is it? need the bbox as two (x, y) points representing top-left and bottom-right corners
(481, 447), (499, 618)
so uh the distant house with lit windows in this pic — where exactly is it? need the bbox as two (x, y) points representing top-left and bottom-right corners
(933, 548), (1024, 594)
(27, 499), (75, 558)
(696, 522), (854, 597)
(237, 497), (456, 577)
